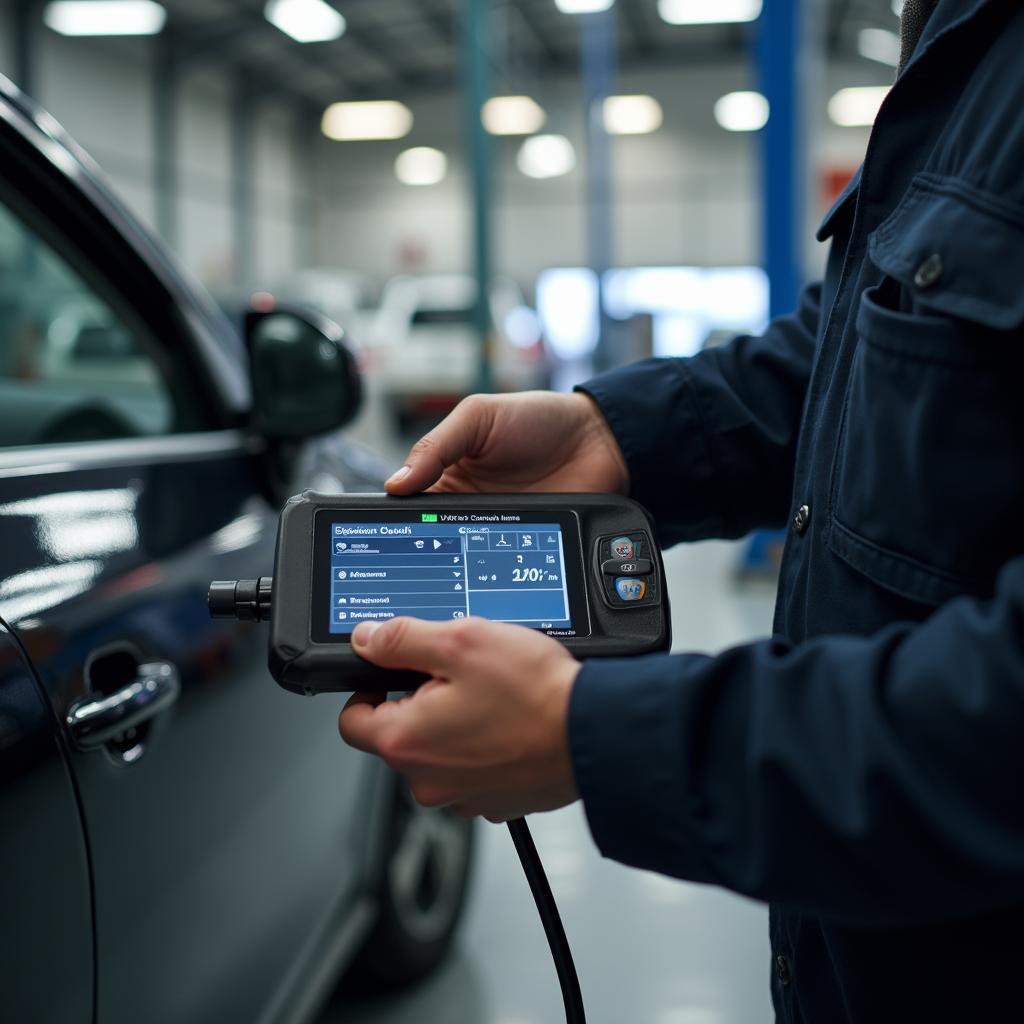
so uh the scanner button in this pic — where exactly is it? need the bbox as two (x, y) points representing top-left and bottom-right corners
(610, 536), (635, 560)
(615, 577), (647, 602)
(602, 557), (653, 576)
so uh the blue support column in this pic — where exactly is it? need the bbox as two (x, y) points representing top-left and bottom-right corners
(740, 0), (808, 579)
(462, 0), (494, 394)
(757, 0), (806, 320)
(581, 7), (616, 373)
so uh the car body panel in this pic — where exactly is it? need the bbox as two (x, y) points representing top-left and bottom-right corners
(0, 441), (378, 1024)
(0, 71), (395, 1024)
(0, 618), (93, 1022)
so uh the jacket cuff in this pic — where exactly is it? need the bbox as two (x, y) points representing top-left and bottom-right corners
(568, 656), (715, 881)
(576, 359), (724, 543)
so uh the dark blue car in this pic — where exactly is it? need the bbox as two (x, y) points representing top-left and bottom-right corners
(0, 73), (474, 1023)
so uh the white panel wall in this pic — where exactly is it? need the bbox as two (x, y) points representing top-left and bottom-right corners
(0, 14), (309, 294)
(0, 5), (881, 300)
(312, 64), (775, 290)
(253, 102), (300, 286)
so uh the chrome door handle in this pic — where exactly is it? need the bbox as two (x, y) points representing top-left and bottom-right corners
(66, 661), (180, 750)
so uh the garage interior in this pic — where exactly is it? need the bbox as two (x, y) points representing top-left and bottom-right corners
(0, 2), (902, 1022)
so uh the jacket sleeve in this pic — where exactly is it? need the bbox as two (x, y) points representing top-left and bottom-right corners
(569, 554), (1024, 927)
(578, 283), (821, 545)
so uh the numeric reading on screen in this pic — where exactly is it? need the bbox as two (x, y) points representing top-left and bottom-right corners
(328, 520), (572, 635)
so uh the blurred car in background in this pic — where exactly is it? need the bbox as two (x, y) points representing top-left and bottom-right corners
(369, 273), (546, 432)
(0, 74), (475, 1024)
(276, 266), (379, 361)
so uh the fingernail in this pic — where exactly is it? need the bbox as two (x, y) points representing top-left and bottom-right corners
(385, 465), (411, 487)
(352, 621), (381, 647)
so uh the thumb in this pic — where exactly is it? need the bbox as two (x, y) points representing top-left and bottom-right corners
(385, 396), (493, 494)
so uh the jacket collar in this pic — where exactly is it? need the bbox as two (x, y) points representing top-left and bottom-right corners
(897, 0), (993, 78)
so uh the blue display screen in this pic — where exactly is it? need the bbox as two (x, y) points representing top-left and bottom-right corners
(327, 519), (575, 635)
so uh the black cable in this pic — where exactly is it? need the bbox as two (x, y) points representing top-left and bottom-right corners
(507, 817), (586, 1024)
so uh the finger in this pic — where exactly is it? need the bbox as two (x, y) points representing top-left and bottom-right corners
(385, 395), (492, 494)
(351, 617), (470, 675)
(339, 692), (391, 754)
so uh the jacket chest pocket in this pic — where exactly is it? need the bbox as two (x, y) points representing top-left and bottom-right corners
(827, 174), (1024, 606)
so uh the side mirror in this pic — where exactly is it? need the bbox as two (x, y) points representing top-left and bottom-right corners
(244, 303), (362, 439)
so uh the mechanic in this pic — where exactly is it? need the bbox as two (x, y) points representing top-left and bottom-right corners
(340, 1), (1024, 1020)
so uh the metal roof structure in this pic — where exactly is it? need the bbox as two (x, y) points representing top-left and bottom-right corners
(152, 0), (899, 110)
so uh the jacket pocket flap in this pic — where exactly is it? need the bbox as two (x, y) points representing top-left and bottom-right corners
(868, 173), (1024, 330)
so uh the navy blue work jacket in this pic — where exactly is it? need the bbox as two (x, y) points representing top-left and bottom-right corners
(570, 2), (1024, 1020)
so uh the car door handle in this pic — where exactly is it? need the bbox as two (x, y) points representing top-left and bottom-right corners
(66, 661), (180, 750)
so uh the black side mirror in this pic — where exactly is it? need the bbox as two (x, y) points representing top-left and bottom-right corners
(244, 302), (362, 439)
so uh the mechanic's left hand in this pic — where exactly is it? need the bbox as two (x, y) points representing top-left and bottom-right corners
(339, 617), (581, 822)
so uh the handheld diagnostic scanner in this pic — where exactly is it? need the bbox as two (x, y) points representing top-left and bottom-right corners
(209, 491), (671, 694)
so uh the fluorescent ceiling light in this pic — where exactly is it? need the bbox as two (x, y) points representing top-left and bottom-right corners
(858, 27), (900, 66)
(603, 94), (663, 135)
(321, 100), (413, 141)
(714, 91), (769, 132)
(482, 95), (546, 135)
(554, 0), (614, 13)
(828, 86), (890, 127)
(264, 0), (345, 43)
(395, 147), (447, 186)
(43, 1), (166, 36)
(517, 134), (576, 179)
(658, 0), (761, 26)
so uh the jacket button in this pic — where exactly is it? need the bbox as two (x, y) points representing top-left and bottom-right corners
(776, 954), (792, 987)
(913, 253), (943, 288)
(793, 504), (811, 536)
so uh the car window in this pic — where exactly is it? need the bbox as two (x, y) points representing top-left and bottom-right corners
(0, 193), (182, 448)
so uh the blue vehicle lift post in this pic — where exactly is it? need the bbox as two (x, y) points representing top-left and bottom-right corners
(742, 0), (809, 575)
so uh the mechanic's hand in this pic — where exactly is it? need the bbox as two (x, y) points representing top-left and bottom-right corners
(338, 617), (581, 822)
(384, 391), (630, 496)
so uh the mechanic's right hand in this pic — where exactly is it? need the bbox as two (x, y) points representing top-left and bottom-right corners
(385, 391), (630, 496)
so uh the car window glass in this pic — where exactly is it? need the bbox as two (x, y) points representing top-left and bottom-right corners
(0, 195), (178, 448)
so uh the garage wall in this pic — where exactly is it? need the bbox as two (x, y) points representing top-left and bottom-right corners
(312, 65), (761, 287)
(0, 7), (879, 298)
(312, 61), (876, 290)
(0, 18), (305, 295)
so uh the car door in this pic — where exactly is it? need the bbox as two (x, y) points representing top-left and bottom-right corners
(0, 95), (377, 1023)
(0, 619), (93, 1023)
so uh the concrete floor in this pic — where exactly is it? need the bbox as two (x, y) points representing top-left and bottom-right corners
(323, 538), (779, 1024)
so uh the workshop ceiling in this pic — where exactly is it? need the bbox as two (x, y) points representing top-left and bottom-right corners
(158, 0), (900, 109)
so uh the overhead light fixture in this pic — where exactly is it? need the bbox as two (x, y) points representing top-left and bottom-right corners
(658, 0), (761, 25)
(603, 94), (663, 135)
(264, 0), (345, 43)
(43, 1), (166, 36)
(858, 27), (900, 66)
(517, 134), (576, 179)
(395, 147), (447, 186)
(554, 0), (615, 13)
(482, 96), (546, 135)
(828, 86), (890, 127)
(321, 100), (413, 141)
(713, 91), (769, 132)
